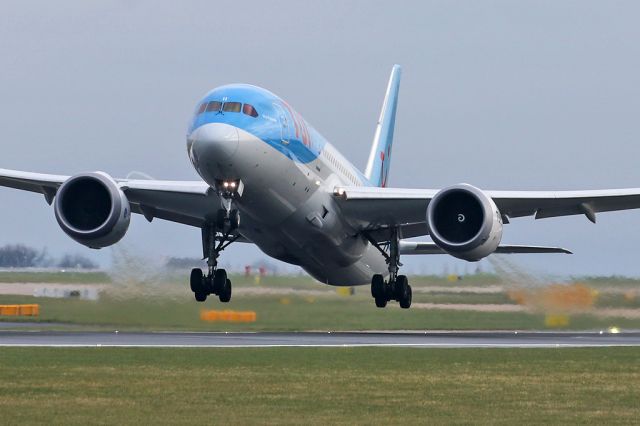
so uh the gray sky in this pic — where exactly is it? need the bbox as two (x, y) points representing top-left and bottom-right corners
(1, 1), (640, 276)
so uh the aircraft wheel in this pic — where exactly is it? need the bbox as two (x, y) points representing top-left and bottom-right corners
(399, 285), (412, 309)
(374, 297), (387, 308)
(371, 274), (385, 298)
(213, 269), (227, 294)
(190, 268), (204, 293)
(219, 278), (232, 303)
(194, 292), (207, 302)
(395, 275), (409, 301)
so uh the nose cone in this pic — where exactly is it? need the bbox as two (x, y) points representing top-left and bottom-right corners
(188, 123), (240, 162)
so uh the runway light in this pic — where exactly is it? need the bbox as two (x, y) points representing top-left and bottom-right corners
(608, 326), (620, 334)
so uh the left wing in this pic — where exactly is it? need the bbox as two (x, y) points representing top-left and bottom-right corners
(334, 185), (640, 238)
(0, 168), (224, 229)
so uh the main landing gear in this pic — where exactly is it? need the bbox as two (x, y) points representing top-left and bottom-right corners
(190, 180), (242, 303)
(367, 228), (412, 309)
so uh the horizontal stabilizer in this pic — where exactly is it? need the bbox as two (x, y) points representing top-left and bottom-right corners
(399, 241), (572, 255)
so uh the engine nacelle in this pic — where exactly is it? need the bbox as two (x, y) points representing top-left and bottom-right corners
(426, 184), (503, 261)
(54, 172), (131, 249)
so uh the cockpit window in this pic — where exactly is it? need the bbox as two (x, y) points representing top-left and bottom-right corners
(242, 104), (259, 118)
(205, 101), (222, 112)
(197, 103), (207, 114)
(222, 102), (242, 113)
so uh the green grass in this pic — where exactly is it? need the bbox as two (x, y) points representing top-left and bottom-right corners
(0, 347), (638, 424)
(415, 292), (512, 304)
(1, 293), (638, 332)
(595, 293), (640, 308)
(2, 271), (640, 331)
(0, 271), (110, 283)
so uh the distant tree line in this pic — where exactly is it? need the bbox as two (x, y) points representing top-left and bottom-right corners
(0, 244), (98, 269)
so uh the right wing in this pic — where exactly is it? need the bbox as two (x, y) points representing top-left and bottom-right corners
(334, 185), (640, 240)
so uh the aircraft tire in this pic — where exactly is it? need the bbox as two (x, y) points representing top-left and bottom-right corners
(194, 292), (207, 302)
(219, 279), (232, 303)
(213, 269), (227, 294)
(190, 268), (204, 293)
(371, 274), (385, 298)
(395, 275), (409, 300)
(374, 297), (387, 308)
(399, 285), (412, 309)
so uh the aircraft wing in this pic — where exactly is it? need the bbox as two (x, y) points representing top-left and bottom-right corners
(334, 185), (640, 238)
(399, 241), (572, 255)
(0, 168), (224, 229)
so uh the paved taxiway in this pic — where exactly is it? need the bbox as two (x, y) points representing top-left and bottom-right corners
(1, 331), (640, 348)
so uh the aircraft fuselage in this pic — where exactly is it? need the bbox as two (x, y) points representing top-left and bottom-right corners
(186, 84), (387, 285)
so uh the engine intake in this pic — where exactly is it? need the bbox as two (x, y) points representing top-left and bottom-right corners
(54, 172), (130, 249)
(426, 184), (503, 261)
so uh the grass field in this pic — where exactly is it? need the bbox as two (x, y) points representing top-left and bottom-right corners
(0, 270), (110, 284)
(2, 271), (640, 331)
(3, 293), (640, 332)
(1, 347), (639, 424)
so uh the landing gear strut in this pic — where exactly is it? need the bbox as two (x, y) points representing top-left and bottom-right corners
(190, 180), (242, 303)
(367, 228), (412, 309)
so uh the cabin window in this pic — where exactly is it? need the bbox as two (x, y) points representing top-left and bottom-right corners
(243, 103), (259, 118)
(206, 101), (222, 112)
(222, 102), (242, 113)
(197, 103), (207, 114)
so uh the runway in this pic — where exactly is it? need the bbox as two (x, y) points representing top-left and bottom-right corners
(1, 331), (640, 348)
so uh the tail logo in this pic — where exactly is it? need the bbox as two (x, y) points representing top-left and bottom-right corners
(380, 151), (387, 187)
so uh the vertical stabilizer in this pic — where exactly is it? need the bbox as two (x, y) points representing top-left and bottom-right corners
(364, 64), (402, 187)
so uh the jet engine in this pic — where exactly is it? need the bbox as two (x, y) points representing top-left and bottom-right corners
(426, 184), (503, 261)
(54, 172), (130, 249)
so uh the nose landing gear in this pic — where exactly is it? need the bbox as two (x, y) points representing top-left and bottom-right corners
(367, 228), (412, 309)
(190, 179), (243, 303)
(190, 211), (239, 303)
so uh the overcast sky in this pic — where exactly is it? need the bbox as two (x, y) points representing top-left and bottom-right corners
(1, 1), (640, 277)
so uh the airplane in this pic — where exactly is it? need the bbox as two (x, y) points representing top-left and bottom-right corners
(2, 64), (640, 309)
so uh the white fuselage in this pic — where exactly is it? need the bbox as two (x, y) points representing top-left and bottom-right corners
(188, 122), (388, 286)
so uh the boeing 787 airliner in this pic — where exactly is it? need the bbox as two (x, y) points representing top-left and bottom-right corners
(2, 65), (640, 309)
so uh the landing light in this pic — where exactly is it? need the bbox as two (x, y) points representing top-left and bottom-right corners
(334, 187), (346, 197)
(215, 179), (244, 198)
